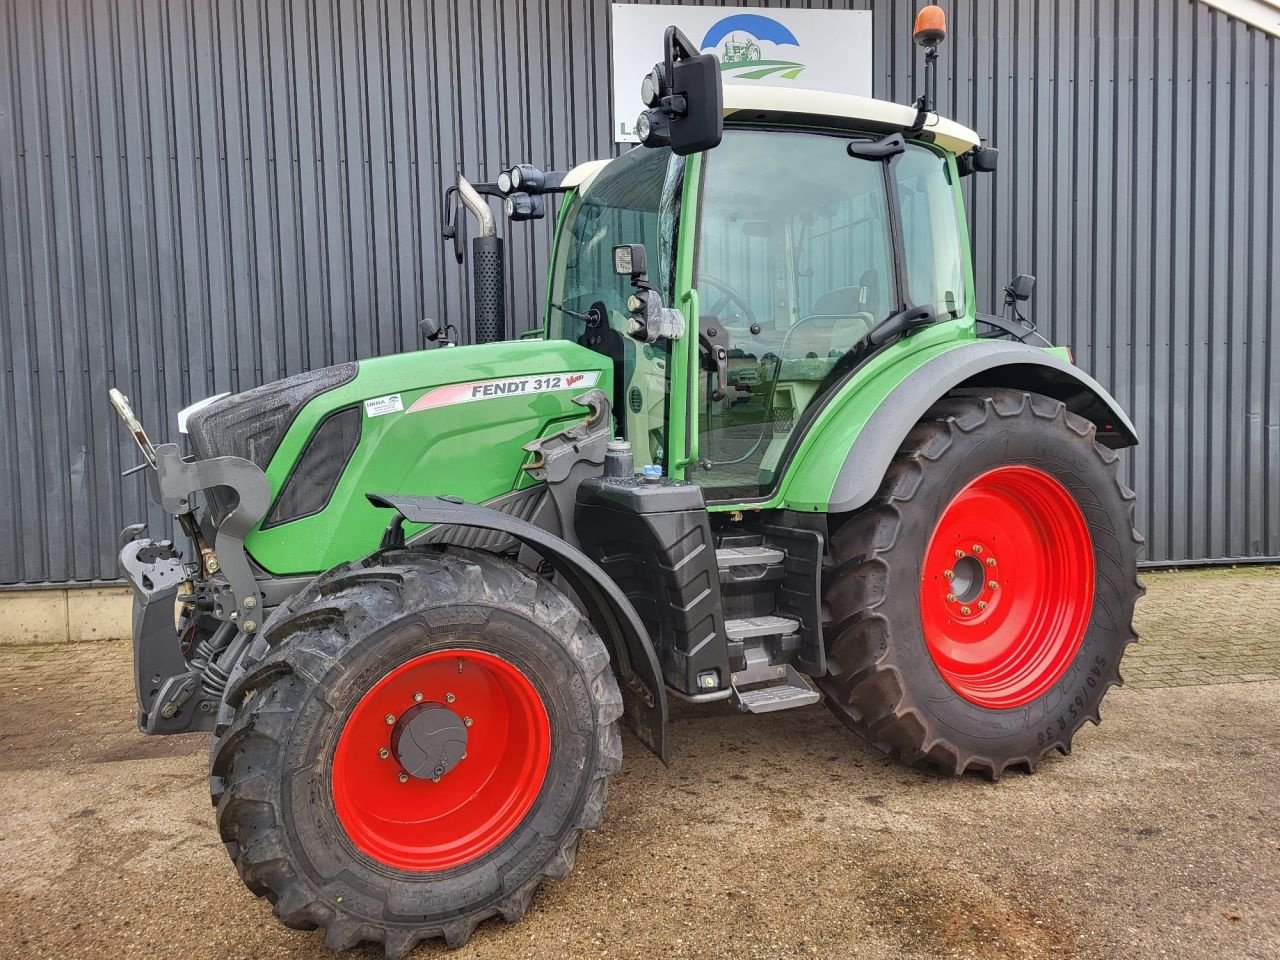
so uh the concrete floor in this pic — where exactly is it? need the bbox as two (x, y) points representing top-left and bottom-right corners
(0, 567), (1277, 960)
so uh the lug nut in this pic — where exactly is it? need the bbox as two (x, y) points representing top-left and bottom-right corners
(446, 692), (456, 703)
(954, 549), (965, 559)
(978, 601), (988, 610)
(986, 557), (996, 567)
(413, 691), (423, 703)
(463, 716), (473, 727)
(385, 713), (396, 725)
(946, 593), (957, 603)
(378, 747), (389, 759)
(972, 544), (983, 554)
(989, 580), (999, 590)
(432, 775), (441, 783)
(960, 605), (971, 615)
(944, 569), (955, 580)
(397, 772), (409, 784)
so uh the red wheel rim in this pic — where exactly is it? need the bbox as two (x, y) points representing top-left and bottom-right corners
(331, 650), (551, 871)
(920, 465), (1095, 709)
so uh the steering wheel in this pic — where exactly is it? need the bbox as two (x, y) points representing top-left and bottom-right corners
(699, 274), (758, 330)
(781, 311), (877, 358)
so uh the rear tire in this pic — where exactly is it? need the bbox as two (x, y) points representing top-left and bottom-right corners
(209, 547), (623, 956)
(818, 389), (1144, 779)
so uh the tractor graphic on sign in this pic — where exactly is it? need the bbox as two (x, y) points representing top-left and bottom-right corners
(702, 13), (806, 81)
(721, 34), (763, 64)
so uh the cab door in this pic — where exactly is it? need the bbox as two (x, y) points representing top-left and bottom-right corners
(682, 128), (898, 502)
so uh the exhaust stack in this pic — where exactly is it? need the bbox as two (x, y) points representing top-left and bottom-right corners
(456, 175), (506, 344)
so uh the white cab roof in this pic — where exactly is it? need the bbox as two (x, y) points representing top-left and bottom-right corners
(721, 86), (981, 156)
(564, 88), (981, 190)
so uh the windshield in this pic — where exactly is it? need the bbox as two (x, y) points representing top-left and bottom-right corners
(693, 129), (966, 502)
(548, 147), (681, 467)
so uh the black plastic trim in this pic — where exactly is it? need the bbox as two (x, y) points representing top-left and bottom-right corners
(260, 404), (362, 529)
(186, 361), (358, 521)
(826, 342), (1140, 514)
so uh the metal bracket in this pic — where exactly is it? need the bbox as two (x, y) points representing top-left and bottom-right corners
(520, 390), (613, 548)
(119, 538), (216, 733)
(148, 443), (271, 624)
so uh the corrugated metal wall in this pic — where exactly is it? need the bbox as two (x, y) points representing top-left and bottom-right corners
(1, 0), (1276, 585)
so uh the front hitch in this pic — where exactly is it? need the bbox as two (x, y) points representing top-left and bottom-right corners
(110, 389), (273, 734)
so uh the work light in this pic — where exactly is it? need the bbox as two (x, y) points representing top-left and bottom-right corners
(504, 192), (544, 221)
(640, 65), (665, 107)
(635, 110), (670, 148)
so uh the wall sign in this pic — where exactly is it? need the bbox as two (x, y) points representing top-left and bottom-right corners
(611, 4), (874, 142)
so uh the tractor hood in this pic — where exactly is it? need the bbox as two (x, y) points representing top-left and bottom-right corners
(188, 339), (612, 577)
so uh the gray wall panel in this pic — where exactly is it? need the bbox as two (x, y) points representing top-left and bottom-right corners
(0, 0), (1276, 585)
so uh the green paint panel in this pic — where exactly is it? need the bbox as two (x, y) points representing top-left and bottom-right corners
(246, 340), (611, 575)
(708, 321), (983, 514)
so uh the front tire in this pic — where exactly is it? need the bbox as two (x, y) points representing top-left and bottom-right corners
(209, 548), (623, 956)
(819, 389), (1144, 779)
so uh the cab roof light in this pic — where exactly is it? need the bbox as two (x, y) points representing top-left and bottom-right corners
(913, 5), (947, 47)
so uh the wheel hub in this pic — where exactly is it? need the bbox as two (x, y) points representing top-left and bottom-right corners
(331, 649), (551, 871)
(391, 702), (468, 780)
(920, 465), (1095, 709)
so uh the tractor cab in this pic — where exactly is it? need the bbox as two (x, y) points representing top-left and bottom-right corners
(546, 86), (979, 503)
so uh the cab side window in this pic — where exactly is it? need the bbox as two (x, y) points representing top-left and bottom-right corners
(896, 145), (967, 317)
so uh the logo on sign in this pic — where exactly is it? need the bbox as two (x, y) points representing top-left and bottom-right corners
(701, 14), (805, 82)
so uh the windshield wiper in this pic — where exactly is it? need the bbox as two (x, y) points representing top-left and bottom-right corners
(846, 132), (906, 161)
(550, 302), (605, 327)
(550, 302), (592, 322)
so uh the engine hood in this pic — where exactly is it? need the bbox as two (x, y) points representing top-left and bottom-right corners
(206, 339), (612, 576)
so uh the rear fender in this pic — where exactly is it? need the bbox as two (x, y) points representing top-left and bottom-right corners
(367, 492), (670, 764)
(799, 341), (1138, 515)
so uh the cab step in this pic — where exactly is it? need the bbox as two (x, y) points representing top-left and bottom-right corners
(724, 614), (799, 639)
(715, 545), (785, 568)
(733, 664), (821, 714)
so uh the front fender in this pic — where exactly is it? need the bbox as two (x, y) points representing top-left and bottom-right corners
(367, 492), (670, 764)
(783, 340), (1137, 515)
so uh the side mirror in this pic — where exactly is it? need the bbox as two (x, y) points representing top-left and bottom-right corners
(418, 317), (453, 347)
(957, 141), (999, 177)
(1005, 274), (1035, 302)
(636, 26), (723, 156)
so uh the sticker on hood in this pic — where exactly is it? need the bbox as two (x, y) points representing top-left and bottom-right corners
(407, 371), (600, 412)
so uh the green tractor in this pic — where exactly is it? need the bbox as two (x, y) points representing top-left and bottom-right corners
(110, 15), (1141, 958)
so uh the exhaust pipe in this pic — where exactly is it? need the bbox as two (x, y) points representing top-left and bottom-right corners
(457, 175), (506, 344)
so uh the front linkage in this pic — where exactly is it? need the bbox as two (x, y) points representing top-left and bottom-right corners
(111, 389), (273, 734)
